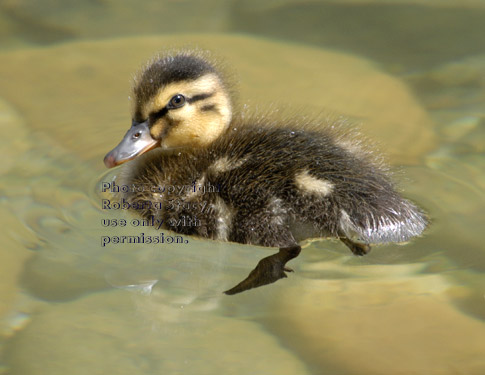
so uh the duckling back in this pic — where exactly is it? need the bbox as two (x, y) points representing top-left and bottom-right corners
(214, 120), (426, 246)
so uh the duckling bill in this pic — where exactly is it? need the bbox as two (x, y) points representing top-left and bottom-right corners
(103, 50), (427, 295)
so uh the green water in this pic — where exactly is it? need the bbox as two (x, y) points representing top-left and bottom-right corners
(0, 1), (484, 374)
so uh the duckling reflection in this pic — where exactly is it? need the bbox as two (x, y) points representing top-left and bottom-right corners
(104, 50), (427, 295)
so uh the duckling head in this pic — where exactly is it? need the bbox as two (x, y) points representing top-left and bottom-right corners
(104, 51), (232, 168)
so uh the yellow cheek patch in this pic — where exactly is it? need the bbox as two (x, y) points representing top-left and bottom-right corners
(161, 97), (231, 148)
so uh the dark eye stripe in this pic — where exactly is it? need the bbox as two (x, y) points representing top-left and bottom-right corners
(187, 92), (214, 103)
(200, 104), (218, 113)
(150, 106), (168, 122)
(147, 91), (215, 123)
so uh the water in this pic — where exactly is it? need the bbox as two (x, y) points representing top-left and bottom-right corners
(0, 1), (484, 374)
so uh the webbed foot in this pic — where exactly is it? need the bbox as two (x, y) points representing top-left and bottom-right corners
(224, 245), (301, 295)
(340, 237), (371, 256)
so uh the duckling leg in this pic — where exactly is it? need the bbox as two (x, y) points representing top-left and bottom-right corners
(224, 246), (301, 295)
(340, 237), (371, 256)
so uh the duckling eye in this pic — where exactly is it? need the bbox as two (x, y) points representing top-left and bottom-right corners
(168, 94), (186, 109)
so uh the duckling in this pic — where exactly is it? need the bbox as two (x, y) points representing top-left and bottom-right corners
(103, 50), (427, 295)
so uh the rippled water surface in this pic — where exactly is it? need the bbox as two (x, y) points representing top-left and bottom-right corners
(1, 1), (484, 374)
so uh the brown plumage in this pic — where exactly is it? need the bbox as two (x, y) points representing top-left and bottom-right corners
(104, 50), (427, 295)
